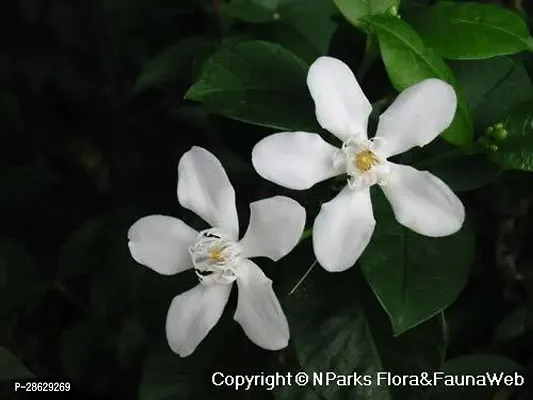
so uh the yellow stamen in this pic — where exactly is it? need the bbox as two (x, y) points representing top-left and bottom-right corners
(209, 248), (225, 262)
(354, 150), (379, 172)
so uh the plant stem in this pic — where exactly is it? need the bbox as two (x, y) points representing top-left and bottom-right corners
(288, 259), (317, 296)
(357, 34), (378, 83)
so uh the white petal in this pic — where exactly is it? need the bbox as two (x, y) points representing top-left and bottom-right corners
(177, 146), (239, 239)
(234, 259), (289, 350)
(313, 186), (375, 272)
(252, 132), (342, 190)
(239, 196), (306, 261)
(307, 56), (372, 141)
(373, 79), (457, 158)
(128, 215), (197, 275)
(381, 163), (465, 237)
(165, 283), (232, 357)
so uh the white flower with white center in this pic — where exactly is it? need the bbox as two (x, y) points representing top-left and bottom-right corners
(252, 56), (465, 273)
(127, 146), (306, 357)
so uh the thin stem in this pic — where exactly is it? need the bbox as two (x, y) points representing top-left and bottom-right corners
(288, 259), (318, 296)
(357, 34), (378, 82)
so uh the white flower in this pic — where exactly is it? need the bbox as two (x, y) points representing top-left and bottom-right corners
(252, 56), (465, 273)
(127, 146), (306, 357)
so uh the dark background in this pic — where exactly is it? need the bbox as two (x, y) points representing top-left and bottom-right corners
(1, 0), (533, 399)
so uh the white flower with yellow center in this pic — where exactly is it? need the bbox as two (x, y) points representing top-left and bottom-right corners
(127, 147), (305, 357)
(252, 57), (465, 272)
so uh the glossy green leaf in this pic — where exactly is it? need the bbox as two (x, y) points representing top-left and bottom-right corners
(185, 40), (317, 131)
(360, 190), (475, 334)
(433, 355), (522, 399)
(277, 0), (337, 56)
(135, 36), (214, 93)
(334, 0), (399, 28)
(414, 2), (529, 60)
(224, 0), (337, 57)
(451, 57), (533, 129)
(222, 0), (279, 23)
(249, 0), (337, 63)
(364, 14), (473, 146)
(488, 101), (533, 171)
(0, 347), (34, 381)
(282, 257), (446, 400)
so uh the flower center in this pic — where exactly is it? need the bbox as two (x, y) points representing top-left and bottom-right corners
(189, 228), (241, 285)
(333, 136), (390, 189)
(354, 150), (379, 172)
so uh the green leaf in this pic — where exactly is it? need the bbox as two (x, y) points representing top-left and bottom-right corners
(334, 0), (399, 28)
(433, 355), (521, 399)
(414, 2), (529, 60)
(263, 24), (324, 64)
(57, 210), (141, 319)
(185, 40), (317, 131)
(399, 0), (430, 26)
(426, 153), (503, 192)
(248, 0), (338, 64)
(222, 0), (279, 23)
(488, 101), (533, 171)
(275, 385), (324, 400)
(451, 57), (533, 129)
(364, 14), (473, 146)
(0, 347), (34, 381)
(360, 190), (475, 334)
(135, 36), (215, 93)
(223, 0), (337, 57)
(283, 263), (446, 400)
(493, 306), (528, 342)
(139, 343), (217, 400)
(276, 0), (337, 56)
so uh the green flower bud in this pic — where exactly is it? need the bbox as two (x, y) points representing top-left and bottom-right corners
(493, 128), (508, 141)
(495, 122), (504, 130)
(388, 6), (398, 16)
(273, 12), (280, 20)
(489, 144), (499, 152)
